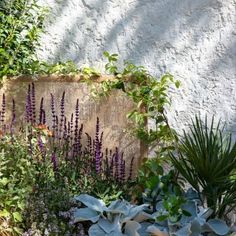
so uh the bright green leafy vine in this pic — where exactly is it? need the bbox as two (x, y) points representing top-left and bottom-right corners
(91, 52), (180, 159)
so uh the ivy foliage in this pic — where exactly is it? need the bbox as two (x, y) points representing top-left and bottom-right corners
(0, 0), (47, 79)
(92, 52), (180, 158)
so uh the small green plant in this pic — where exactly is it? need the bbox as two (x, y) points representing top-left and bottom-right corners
(135, 158), (187, 222)
(170, 115), (236, 219)
(0, 136), (37, 235)
(0, 0), (47, 80)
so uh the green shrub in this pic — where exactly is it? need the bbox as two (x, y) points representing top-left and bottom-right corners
(0, 0), (47, 79)
(0, 136), (37, 235)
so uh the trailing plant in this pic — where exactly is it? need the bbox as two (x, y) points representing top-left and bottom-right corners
(91, 52), (180, 159)
(0, 0), (47, 80)
(170, 115), (236, 219)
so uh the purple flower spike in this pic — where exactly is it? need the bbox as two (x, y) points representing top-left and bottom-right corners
(120, 153), (125, 183)
(26, 84), (32, 123)
(10, 99), (16, 134)
(59, 91), (65, 138)
(51, 151), (58, 172)
(31, 83), (36, 124)
(38, 136), (45, 160)
(1, 93), (6, 126)
(95, 117), (102, 174)
(50, 93), (56, 132)
(74, 100), (79, 141)
(114, 147), (119, 180)
(128, 156), (135, 181)
(39, 97), (44, 124)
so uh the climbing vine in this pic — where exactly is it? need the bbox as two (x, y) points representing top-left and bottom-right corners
(91, 52), (180, 159)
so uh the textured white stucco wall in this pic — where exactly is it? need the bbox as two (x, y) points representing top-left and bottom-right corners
(37, 0), (236, 137)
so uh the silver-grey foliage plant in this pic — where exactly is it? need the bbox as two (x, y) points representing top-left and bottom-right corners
(68, 193), (234, 236)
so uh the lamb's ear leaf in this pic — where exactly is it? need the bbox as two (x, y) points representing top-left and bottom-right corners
(202, 219), (229, 235)
(123, 204), (149, 222)
(180, 200), (197, 224)
(137, 222), (152, 236)
(190, 219), (201, 235)
(98, 218), (120, 234)
(133, 211), (154, 223)
(74, 194), (107, 212)
(88, 224), (107, 236)
(107, 199), (131, 215)
(124, 220), (141, 236)
(173, 224), (192, 236)
(72, 207), (100, 223)
(146, 225), (169, 236)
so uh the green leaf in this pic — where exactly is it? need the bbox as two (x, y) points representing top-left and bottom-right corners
(13, 212), (22, 222)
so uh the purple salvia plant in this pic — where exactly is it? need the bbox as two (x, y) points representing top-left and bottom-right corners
(85, 133), (92, 156)
(70, 113), (74, 144)
(10, 99), (16, 135)
(38, 136), (45, 160)
(94, 117), (103, 174)
(50, 93), (56, 133)
(63, 117), (67, 141)
(31, 83), (36, 124)
(74, 99), (79, 142)
(26, 84), (32, 123)
(67, 121), (71, 141)
(119, 153), (126, 182)
(114, 147), (120, 180)
(59, 91), (65, 140)
(128, 156), (135, 181)
(42, 109), (46, 124)
(51, 150), (58, 172)
(39, 98), (44, 124)
(77, 124), (83, 156)
(104, 148), (110, 179)
(55, 115), (59, 138)
(110, 153), (114, 177)
(1, 94), (6, 129)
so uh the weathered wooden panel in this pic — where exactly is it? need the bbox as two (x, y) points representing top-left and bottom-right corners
(0, 75), (147, 174)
